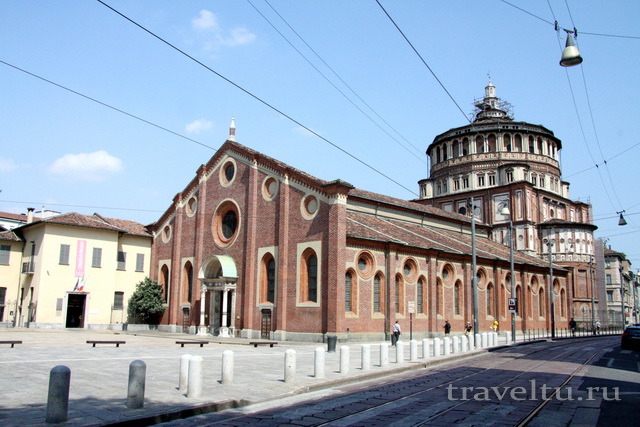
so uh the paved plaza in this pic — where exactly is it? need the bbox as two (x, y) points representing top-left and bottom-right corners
(0, 328), (506, 426)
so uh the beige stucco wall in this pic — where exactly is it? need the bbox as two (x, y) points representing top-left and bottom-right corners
(0, 239), (24, 325)
(17, 223), (150, 328)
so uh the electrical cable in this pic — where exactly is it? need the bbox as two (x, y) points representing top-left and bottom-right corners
(97, 0), (418, 197)
(247, 0), (425, 163)
(0, 199), (163, 213)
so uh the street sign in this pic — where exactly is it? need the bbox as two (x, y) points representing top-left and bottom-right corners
(408, 301), (415, 314)
(508, 298), (517, 313)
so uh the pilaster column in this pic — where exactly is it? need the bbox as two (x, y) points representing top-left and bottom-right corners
(197, 286), (208, 335)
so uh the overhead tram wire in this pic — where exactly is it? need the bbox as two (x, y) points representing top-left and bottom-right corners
(0, 199), (163, 214)
(563, 141), (640, 178)
(97, 0), (418, 197)
(258, 0), (425, 159)
(0, 60), (217, 152)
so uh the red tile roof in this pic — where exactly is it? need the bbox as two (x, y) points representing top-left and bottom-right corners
(21, 212), (151, 237)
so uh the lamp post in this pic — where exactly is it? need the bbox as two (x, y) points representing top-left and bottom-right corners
(620, 266), (626, 328)
(470, 197), (479, 335)
(500, 203), (516, 343)
(545, 236), (556, 338)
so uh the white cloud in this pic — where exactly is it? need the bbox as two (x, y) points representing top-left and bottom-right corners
(49, 150), (123, 182)
(0, 157), (18, 172)
(192, 10), (219, 31)
(185, 119), (213, 134)
(217, 27), (256, 47)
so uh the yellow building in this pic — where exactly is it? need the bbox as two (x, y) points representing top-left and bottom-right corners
(10, 211), (151, 329)
(0, 229), (23, 327)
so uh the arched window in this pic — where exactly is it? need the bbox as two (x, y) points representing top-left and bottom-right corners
(488, 134), (496, 152)
(529, 136), (535, 153)
(260, 254), (276, 304)
(436, 279), (443, 316)
(539, 288), (545, 318)
(373, 274), (384, 313)
(442, 143), (448, 161)
(516, 285), (522, 316)
(345, 270), (357, 313)
(476, 136), (484, 153)
(561, 288), (567, 318)
(486, 283), (494, 316)
(396, 274), (405, 315)
(300, 249), (318, 303)
(504, 134), (512, 152)
(160, 264), (170, 303)
(515, 135), (522, 152)
(417, 277), (425, 314)
(454, 281), (462, 315)
(182, 261), (193, 304)
(462, 138), (469, 156)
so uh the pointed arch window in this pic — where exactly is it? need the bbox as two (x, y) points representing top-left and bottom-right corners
(260, 254), (276, 304)
(299, 250), (318, 303)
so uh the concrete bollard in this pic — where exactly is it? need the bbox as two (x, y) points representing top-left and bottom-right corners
(284, 349), (296, 383)
(409, 340), (418, 361)
(505, 331), (512, 344)
(46, 365), (71, 423)
(221, 350), (234, 385)
(474, 333), (481, 349)
(395, 340), (404, 363)
(433, 338), (442, 356)
(380, 342), (389, 366)
(493, 332), (498, 346)
(468, 333), (474, 350)
(126, 360), (146, 409)
(314, 347), (325, 378)
(422, 339), (431, 358)
(481, 332), (488, 348)
(452, 336), (460, 353)
(443, 337), (451, 356)
(179, 354), (192, 393)
(461, 335), (468, 352)
(340, 345), (350, 374)
(361, 344), (371, 371)
(187, 356), (203, 398)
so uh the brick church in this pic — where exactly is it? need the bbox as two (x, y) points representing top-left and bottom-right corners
(150, 83), (584, 342)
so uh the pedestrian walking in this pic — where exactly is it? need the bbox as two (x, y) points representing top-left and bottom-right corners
(595, 320), (601, 335)
(492, 320), (499, 332)
(392, 321), (401, 346)
(464, 322), (472, 336)
(569, 318), (577, 336)
(443, 320), (451, 335)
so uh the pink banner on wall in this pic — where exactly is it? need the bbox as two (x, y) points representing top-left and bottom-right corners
(75, 240), (87, 278)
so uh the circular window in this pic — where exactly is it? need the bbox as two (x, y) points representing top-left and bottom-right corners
(355, 251), (375, 279)
(186, 196), (198, 217)
(161, 224), (171, 243)
(301, 194), (319, 219)
(262, 176), (279, 201)
(403, 258), (418, 282)
(219, 158), (237, 187)
(212, 200), (240, 248)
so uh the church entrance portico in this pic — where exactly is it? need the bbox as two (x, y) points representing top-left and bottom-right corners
(197, 255), (238, 337)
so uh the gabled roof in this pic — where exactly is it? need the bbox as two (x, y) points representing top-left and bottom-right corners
(16, 212), (151, 238)
(0, 229), (21, 242)
(347, 211), (553, 269)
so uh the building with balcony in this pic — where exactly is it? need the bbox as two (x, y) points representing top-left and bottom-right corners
(416, 82), (598, 328)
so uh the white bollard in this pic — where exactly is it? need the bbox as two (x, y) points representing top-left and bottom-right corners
(433, 338), (442, 356)
(314, 347), (325, 378)
(221, 350), (233, 384)
(187, 356), (203, 398)
(481, 332), (488, 348)
(410, 340), (418, 361)
(422, 339), (431, 358)
(474, 333), (481, 349)
(461, 335), (468, 352)
(380, 343), (389, 366)
(284, 349), (296, 383)
(179, 354), (192, 393)
(443, 337), (451, 356)
(395, 340), (404, 363)
(340, 345), (350, 374)
(468, 333), (475, 350)
(361, 344), (371, 371)
(493, 332), (498, 346)
(505, 331), (512, 344)
(452, 336), (460, 353)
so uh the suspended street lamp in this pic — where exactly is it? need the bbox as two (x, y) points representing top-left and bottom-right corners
(558, 26), (583, 67)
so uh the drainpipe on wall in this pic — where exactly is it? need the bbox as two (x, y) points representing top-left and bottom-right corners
(385, 242), (391, 341)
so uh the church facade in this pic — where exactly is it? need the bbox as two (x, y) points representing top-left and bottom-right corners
(417, 82), (598, 326)
(150, 114), (571, 342)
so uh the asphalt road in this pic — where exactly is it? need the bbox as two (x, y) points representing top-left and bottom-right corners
(160, 336), (638, 426)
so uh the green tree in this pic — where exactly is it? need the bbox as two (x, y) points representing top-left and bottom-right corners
(127, 277), (165, 324)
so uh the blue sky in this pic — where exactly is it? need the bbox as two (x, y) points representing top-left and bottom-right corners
(1, 1), (639, 265)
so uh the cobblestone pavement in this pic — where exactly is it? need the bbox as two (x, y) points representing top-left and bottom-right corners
(157, 337), (627, 426)
(0, 328), (507, 426)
